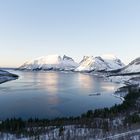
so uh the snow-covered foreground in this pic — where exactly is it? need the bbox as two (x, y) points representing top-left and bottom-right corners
(1, 126), (140, 140)
(101, 128), (140, 140)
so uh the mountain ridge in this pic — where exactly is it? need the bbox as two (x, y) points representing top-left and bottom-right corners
(18, 54), (125, 72)
(119, 57), (140, 74)
(19, 54), (78, 71)
(75, 55), (124, 72)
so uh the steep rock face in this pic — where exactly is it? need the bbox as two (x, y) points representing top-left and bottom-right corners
(75, 55), (124, 72)
(19, 55), (78, 71)
(120, 57), (140, 74)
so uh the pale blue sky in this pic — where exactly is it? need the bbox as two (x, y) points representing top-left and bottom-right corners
(0, 0), (140, 67)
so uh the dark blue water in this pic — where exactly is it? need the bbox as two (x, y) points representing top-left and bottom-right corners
(0, 70), (122, 120)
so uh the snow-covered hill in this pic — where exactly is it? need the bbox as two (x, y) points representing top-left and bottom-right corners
(19, 55), (78, 71)
(101, 54), (125, 70)
(120, 57), (140, 74)
(0, 70), (18, 84)
(75, 55), (124, 72)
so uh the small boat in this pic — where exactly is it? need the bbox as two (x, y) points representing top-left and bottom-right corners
(89, 93), (101, 96)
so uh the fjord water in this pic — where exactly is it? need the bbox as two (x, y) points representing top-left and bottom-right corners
(0, 70), (122, 120)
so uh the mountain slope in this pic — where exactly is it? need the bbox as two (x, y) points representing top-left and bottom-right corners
(120, 57), (140, 74)
(75, 55), (124, 72)
(101, 54), (124, 70)
(19, 55), (78, 71)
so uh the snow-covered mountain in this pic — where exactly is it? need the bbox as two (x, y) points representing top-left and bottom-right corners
(19, 55), (78, 71)
(120, 57), (140, 74)
(0, 69), (18, 84)
(106, 57), (140, 85)
(75, 55), (124, 72)
(101, 54), (125, 70)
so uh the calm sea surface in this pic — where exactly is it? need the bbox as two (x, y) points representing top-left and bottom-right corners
(0, 70), (122, 119)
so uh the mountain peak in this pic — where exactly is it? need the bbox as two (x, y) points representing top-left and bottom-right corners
(63, 55), (74, 61)
(19, 54), (78, 71)
(101, 54), (117, 60)
(75, 55), (124, 72)
(18, 54), (125, 72)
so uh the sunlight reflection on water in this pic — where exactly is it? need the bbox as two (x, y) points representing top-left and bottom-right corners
(0, 70), (122, 119)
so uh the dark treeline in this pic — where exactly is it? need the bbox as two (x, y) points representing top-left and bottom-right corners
(0, 87), (140, 135)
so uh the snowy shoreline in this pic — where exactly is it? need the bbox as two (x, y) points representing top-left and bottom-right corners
(0, 70), (139, 139)
(0, 70), (18, 84)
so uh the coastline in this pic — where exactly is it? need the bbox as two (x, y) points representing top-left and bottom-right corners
(0, 85), (140, 140)
(0, 70), (19, 84)
(0, 70), (140, 139)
